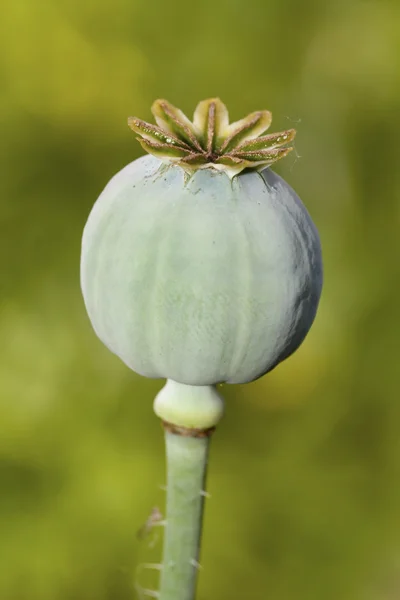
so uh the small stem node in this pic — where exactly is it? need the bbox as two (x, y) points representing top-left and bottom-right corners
(154, 379), (224, 431)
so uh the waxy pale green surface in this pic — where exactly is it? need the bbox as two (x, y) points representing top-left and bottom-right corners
(81, 155), (322, 386)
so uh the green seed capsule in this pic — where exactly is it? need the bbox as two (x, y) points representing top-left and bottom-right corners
(81, 99), (322, 386)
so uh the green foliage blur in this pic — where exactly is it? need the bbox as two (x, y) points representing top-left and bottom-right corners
(1, 0), (399, 598)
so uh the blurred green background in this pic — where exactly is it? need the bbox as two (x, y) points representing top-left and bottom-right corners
(1, 0), (400, 598)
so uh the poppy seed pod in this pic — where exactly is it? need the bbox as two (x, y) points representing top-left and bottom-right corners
(81, 99), (323, 387)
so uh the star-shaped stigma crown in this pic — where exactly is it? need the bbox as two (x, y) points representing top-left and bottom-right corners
(128, 98), (296, 178)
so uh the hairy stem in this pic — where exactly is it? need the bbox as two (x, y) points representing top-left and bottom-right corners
(158, 426), (211, 600)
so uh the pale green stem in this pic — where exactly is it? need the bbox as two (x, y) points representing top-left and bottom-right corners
(158, 428), (211, 600)
(153, 380), (224, 600)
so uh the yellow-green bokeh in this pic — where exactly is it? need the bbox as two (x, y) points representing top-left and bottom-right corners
(1, 0), (400, 598)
